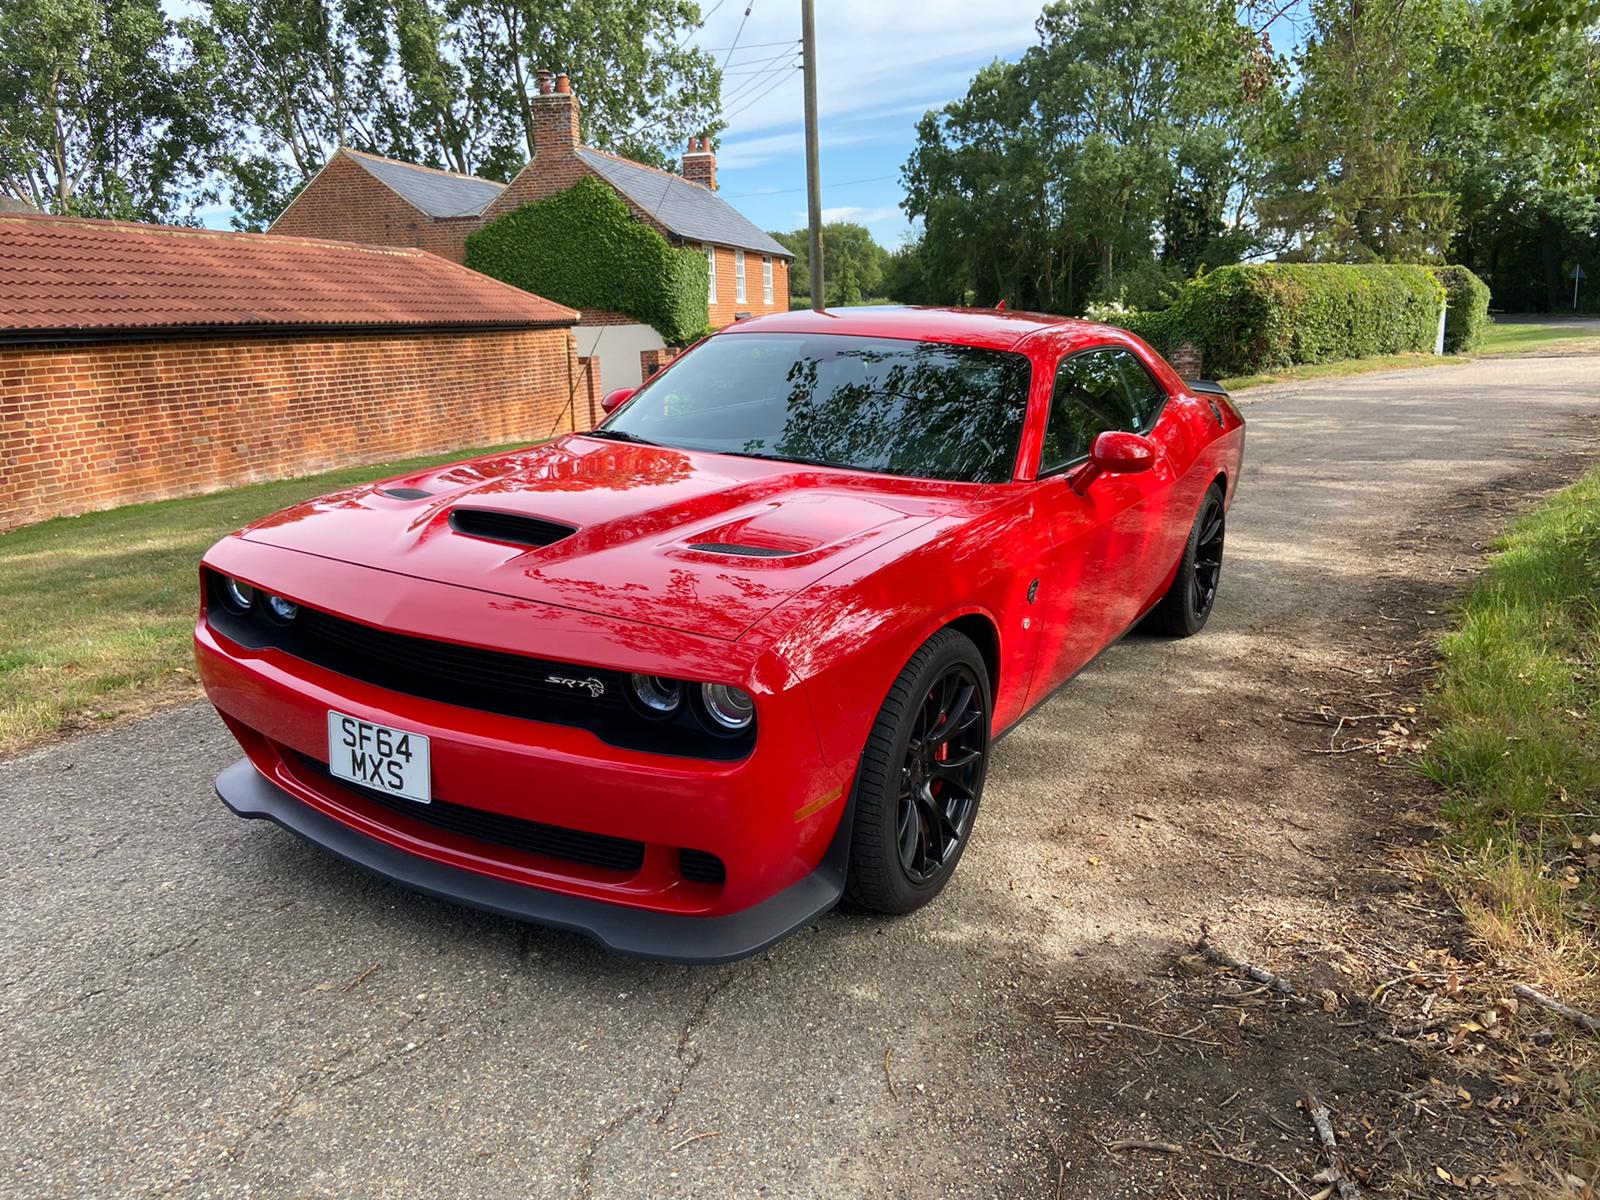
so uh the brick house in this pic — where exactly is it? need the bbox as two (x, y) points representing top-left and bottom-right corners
(270, 71), (792, 387)
(0, 212), (594, 532)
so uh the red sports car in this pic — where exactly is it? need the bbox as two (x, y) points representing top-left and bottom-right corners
(197, 306), (1243, 962)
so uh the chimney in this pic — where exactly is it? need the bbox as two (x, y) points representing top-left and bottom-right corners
(530, 67), (579, 159)
(682, 135), (717, 190)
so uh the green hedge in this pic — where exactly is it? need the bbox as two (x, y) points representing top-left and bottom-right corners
(464, 176), (708, 345)
(1115, 263), (1447, 378)
(1432, 265), (1492, 353)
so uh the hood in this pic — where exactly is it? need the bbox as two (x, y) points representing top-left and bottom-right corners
(239, 435), (977, 641)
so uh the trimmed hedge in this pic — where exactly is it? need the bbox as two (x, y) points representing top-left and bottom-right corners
(1432, 265), (1492, 353)
(465, 176), (708, 345)
(1114, 263), (1447, 378)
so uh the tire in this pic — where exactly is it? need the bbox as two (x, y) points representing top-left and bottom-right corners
(1143, 481), (1227, 638)
(844, 628), (992, 915)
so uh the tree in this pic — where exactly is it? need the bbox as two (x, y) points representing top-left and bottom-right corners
(769, 221), (889, 300)
(0, 0), (224, 221)
(202, 0), (723, 229)
(902, 0), (1277, 313)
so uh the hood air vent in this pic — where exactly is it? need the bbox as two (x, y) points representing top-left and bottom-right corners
(686, 541), (797, 558)
(449, 508), (576, 549)
(379, 486), (433, 500)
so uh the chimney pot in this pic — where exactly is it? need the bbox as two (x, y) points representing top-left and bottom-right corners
(681, 134), (717, 191)
(555, 73), (571, 94)
(536, 69), (552, 95)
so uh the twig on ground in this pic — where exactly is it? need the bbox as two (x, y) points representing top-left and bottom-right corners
(1055, 1015), (1221, 1046)
(1198, 1147), (1312, 1199)
(883, 1047), (898, 1100)
(1513, 983), (1600, 1036)
(668, 1130), (719, 1153)
(1103, 1138), (1185, 1155)
(1198, 937), (1302, 999)
(1305, 1094), (1361, 1199)
(341, 962), (381, 993)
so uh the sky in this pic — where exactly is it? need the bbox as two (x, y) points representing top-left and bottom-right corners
(687, 0), (1048, 247)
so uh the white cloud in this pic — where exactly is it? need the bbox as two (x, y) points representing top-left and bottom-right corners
(819, 205), (903, 225)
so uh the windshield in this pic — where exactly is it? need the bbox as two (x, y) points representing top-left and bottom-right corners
(601, 332), (1032, 483)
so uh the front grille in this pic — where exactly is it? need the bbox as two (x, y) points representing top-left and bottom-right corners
(449, 508), (575, 548)
(205, 571), (753, 761)
(679, 848), (727, 885)
(299, 755), (645, 873)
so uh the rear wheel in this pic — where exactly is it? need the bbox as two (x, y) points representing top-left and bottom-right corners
(845, 629), (991, 915)
(1144, 482), (1227, 637)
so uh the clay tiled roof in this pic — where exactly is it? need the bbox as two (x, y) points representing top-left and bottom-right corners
(0, 212), (578, 338)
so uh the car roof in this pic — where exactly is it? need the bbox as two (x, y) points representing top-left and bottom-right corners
(719, 304), (1106, 353)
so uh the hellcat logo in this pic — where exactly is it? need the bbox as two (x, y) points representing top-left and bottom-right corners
(544, 674), (606, 698)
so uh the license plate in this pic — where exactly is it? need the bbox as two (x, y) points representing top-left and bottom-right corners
(327, 711), (431, 804)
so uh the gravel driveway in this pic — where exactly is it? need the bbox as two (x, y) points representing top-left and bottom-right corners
(4, 356), (1597, 1199)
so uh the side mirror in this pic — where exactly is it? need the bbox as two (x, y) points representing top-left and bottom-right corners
(600, 387), (636, 415)
(1071, 430), (1156, 496)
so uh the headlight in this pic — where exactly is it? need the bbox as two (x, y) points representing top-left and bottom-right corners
(629, 673), (682, 716)
(700, 682), (754, 732)
(221, 577), (254, 613)
(265, 595), (299, 623)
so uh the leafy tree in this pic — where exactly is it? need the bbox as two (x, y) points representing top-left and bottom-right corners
(0, 0), (224, 221)
(902, 0), (1277, 313)
(769, 221), (889, 299)
(202, 0), (722, 229)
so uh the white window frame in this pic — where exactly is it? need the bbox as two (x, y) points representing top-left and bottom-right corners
(705, 244), (717, 304)
(762, 257), (773, 305)
(735, 249), (747, 304)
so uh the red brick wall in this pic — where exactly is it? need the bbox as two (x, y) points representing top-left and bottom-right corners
(270, 153), (480, 264)
(1, 327), (582, 531)
(707, 246), (789, 327)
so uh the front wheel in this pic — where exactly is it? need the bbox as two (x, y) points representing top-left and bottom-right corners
(845, 629), (991, 915)
(1143, 482), (1227, 637)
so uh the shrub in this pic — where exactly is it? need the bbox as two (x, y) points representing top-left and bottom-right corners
(1106, 263), (1447, 378)
(465, 176), (709, 345)
(1431, 265), (1492, 353)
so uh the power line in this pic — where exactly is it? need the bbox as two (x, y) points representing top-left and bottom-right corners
(720, 58), (798, 107)
(704, 37), (794, 50)
(720, 2), (756, 71)
(721, 64), (795, 123)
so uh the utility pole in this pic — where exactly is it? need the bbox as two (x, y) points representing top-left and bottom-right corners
(802, 0), (824, 312)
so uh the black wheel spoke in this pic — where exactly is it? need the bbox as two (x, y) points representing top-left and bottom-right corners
(1188, 499), (1225, 620)
(894, 661), (989, 884)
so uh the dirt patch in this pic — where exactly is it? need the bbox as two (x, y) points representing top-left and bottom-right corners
(1024, 420), (1600, 1198)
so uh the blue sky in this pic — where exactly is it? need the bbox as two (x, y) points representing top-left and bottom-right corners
(691, 0), (1048, 247)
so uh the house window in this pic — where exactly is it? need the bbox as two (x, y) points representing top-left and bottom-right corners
(763, 258), (773, 305)
(705, 245), (717, 304)
(735, 249), (747, 303)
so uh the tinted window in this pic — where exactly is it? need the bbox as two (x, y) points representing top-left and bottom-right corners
(1039, 348), (1167, 472)
(603, 333), (1032, 483)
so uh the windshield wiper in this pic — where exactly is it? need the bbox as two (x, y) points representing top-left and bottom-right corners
(585, 428), (659, 446)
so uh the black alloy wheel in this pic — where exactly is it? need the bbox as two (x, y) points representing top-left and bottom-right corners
(846, 629), (991, 914)
(897, 664), (985, 883)
(1144, 481), (1227, 637)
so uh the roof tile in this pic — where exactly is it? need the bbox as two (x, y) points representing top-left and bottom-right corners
(0, 214), (578, 336)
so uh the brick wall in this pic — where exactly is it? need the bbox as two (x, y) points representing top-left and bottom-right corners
(706, 246), (789, 327)
(270, 154), (477, 264)
(1, 327), (582, 531)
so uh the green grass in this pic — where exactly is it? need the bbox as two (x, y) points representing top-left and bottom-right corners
(1422, 468), (1600, 992)
(0, 442), (525, 755)
(1219, 351), (1469, 392)
(1476, 320), (1600, 356)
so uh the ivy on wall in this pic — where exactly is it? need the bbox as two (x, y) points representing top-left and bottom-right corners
(465, 176), (709, 345)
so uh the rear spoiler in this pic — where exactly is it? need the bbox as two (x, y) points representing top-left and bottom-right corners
(1185, 378), (1229, 398)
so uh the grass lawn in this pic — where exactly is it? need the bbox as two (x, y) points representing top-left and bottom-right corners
(1421, 468), (1599, 1158)
(1476, 319), (1600, 356)
(0, 442), (524, 757)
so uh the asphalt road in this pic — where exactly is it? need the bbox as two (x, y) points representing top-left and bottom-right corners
(4, 356), (1598, 1199)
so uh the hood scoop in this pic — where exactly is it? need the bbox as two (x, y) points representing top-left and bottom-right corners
(686, 541), (798, 558)
(379, 486), (434, 500)
(448, 507), (576, 549)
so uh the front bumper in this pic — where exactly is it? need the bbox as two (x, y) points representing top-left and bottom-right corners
(216, 758), (849, 963)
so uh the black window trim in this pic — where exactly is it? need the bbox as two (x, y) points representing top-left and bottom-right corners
(1035, 344), (1172, 479)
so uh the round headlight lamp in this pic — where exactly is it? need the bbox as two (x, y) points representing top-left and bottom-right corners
(221, 577), (254, 612)
(266, 595), (299, 623)
(629, 673), (683, 717)
(700, 683), (755, 732)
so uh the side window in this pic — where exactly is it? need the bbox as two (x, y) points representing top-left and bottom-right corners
(1117, 352), (1167, 430)
(1040, 350), (1134, 472)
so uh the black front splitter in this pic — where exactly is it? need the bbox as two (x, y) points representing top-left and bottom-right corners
(215, 758), (849, 965)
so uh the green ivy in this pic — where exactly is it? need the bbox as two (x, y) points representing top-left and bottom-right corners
(464, 176), (709, 345)
(1430, 265), (1492, 353)
(1115, 263), (1449, 378)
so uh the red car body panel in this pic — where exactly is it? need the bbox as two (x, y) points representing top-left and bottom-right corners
(197, 307), (1244, 961)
